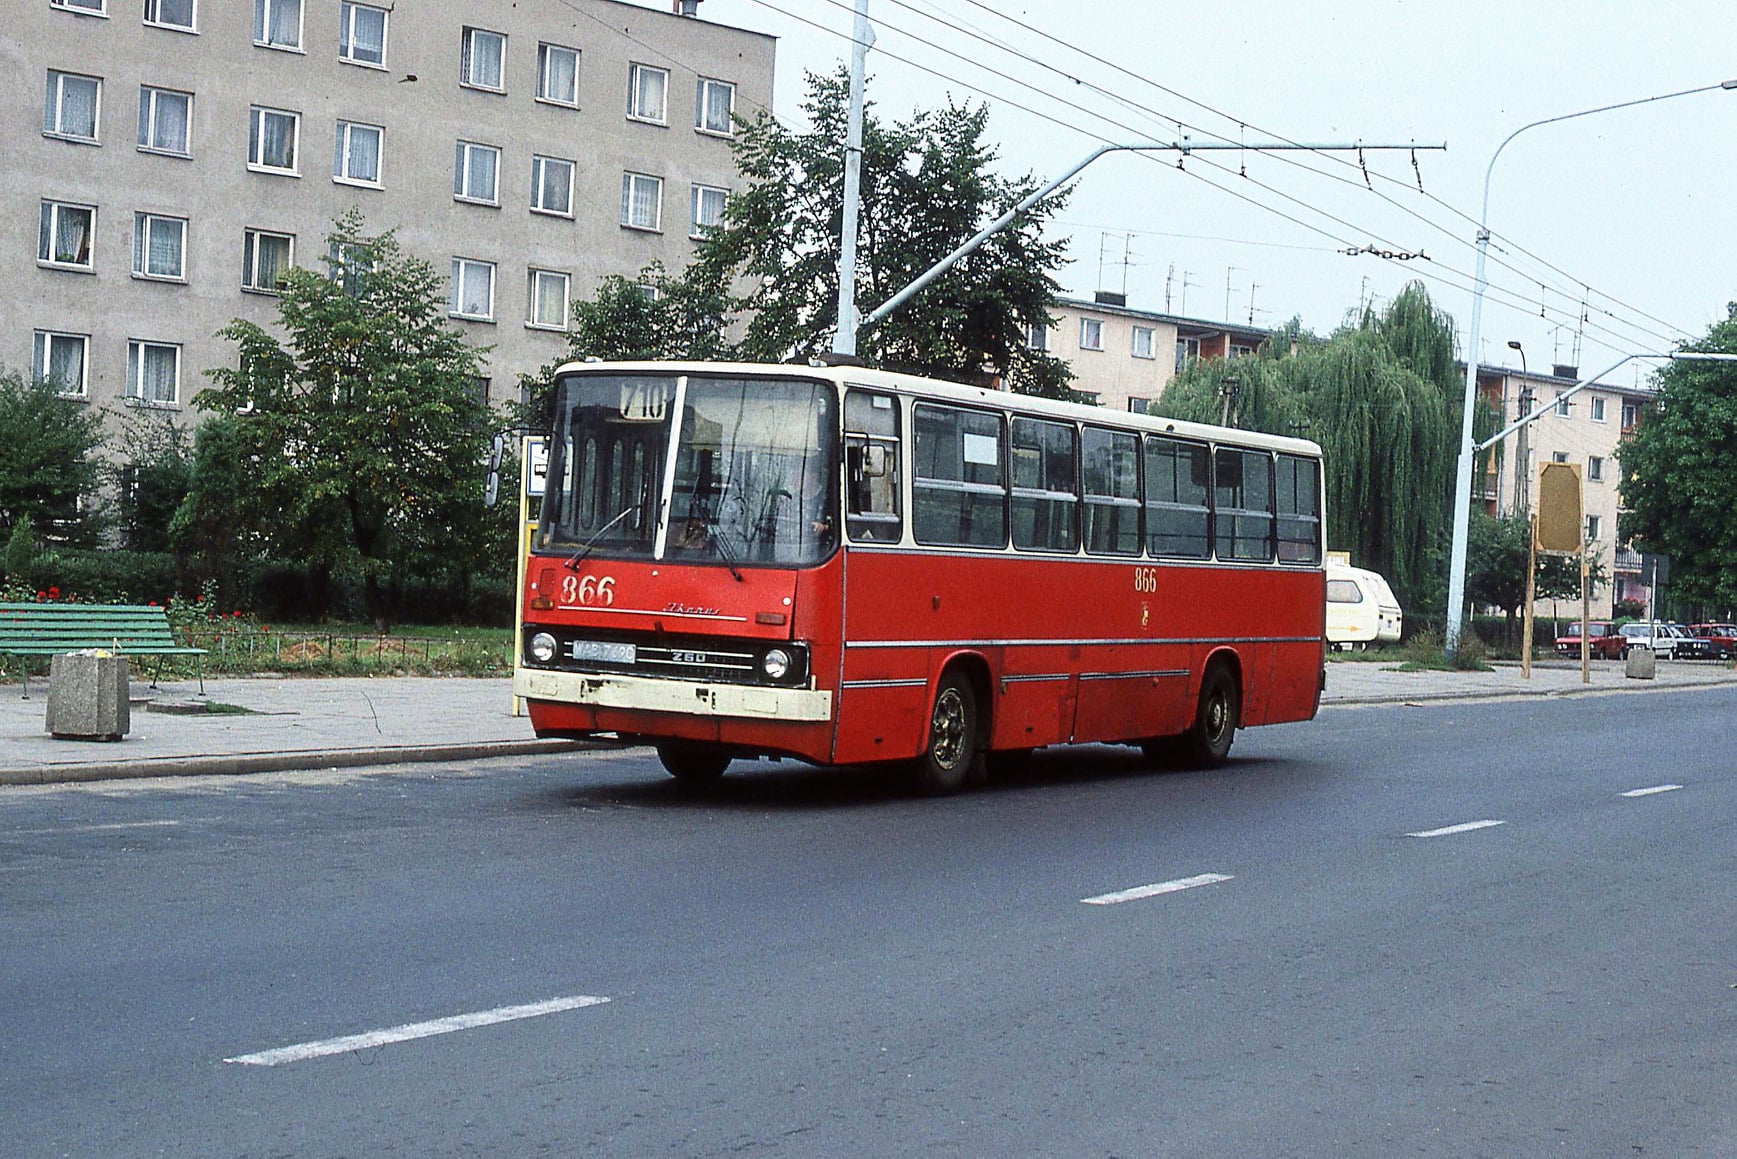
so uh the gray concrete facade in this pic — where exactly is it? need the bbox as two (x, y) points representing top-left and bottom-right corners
(8, 0), (774, 421)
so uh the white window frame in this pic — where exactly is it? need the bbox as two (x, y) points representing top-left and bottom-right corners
(1589, 395), (1607, 423)
(247, 105), (300, 174)
(1130, 325), (1155, 360)
(1176, 336), (1201, 371)
(1554, 392), (1571, 418)
(461, 27), (506, 92)
(333, 119), (383, 187)
(696, 77), (735, 135)
(536, 43), (579, 107)
(1586, 514), (1601, 541)
(243, 228), (295, 293)
(126, 340), (182, 406)
(627, 63), (668, 124)
(449, 258), (495, 321)
(51, 0), (107, 14)
(137, 86), (191, 156)
(1026, 324), (1048, 351)
(454, 140), (500, 205)
(38, 200), (96, 271)
(33, 331), (90, 397)
(1588, 455), (1605, 482)
(45, 70), (102, 143)
(338, 1), (387, 68)
(530, 155), (575, 217)
(527, 268), (570, 331)
(689, 183), (726, 238)
(620, 171), (663, 232)
(144, 0), (195, 31)
(253, 0), (303, 51)
(132, 212), (188, 281)
(1079, 317), (1104, 351)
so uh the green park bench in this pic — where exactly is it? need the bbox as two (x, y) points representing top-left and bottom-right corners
(0, 603), (206, 697)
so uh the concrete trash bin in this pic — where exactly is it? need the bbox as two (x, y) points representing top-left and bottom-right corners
(45, 651), (131, 741)
(1624, 645), (1656, 680)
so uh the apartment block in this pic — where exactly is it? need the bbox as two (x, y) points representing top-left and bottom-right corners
(11, 0), (773, 420)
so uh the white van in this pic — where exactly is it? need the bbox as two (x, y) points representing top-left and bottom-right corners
(1325, 561), (1403, 649)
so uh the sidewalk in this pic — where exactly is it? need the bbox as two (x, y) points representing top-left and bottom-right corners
(2, 659), (1734, 786)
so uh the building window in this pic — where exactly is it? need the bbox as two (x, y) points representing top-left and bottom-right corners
(1176, 336), (1201, 372)
(689, 184), (726, 238)
(33, 331), (89, 396)
(1589, 395), (1607, 422)
(44, 71), (102, 143)
(1588, 455), (1604, 482)
(133, 212), (187, 280)
(1230, 343), (1255, 357)
(243, 229), (294, 293)
(127, 340), (181, 404)
(1551, 451), (1569, 464)
(328, 239), (371, 295)
(144, 0), (195, 30)
(620, 172), (662, 231)
(627, 63), (668, 123)
(52, 0), (107, 13)
(453, 141), (499, 204)
(1026, 323), (1048, 351)
(247, 106), (299, 173)
(253, 0), (302, 50)
(449, 258), (495, 320)
(1554, 392), (1571, 418)
(339, 2), (387, 66)
(1586, 514), (1601, 541)
(1127, 398), (1151, 415)
(530, 155), (574, 217)
(461, 27), (505, 91)
(537, 43), (579, 106)
(1130, 325), (1155, 359)
(38, 200), (96, 270)
(1622, 402), (1638, 428)
(527, 268), (569, 330)
(1079, 318), (1104, 351)
(137, 86), (191, 155)
(697, 77), (734, 134)
(333, 120), (382, 186)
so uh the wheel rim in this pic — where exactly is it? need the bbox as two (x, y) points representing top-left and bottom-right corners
(931, 688), (968, 770)
(1203, 686), (1230, 746)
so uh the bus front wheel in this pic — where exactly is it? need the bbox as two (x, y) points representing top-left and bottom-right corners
(657, 742), (731, 785)
(914, 672), (978, 795)
(1182, 663), (1239, 768)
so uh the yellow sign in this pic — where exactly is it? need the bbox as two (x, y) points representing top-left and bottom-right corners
(1535, 461), (1583, 555)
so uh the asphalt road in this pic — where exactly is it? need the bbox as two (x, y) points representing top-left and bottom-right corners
(4, 688), (1735, 1157)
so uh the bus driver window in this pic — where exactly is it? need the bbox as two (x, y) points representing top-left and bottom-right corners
(846, 390), (903, 543)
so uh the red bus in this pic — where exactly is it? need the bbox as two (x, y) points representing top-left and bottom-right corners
(515, 361), (1326, 793)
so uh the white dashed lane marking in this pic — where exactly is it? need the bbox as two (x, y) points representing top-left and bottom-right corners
(1081, 873), (1234, 906)
(1406, 819), (1505, 839)
(1621, 784), (1683, 798)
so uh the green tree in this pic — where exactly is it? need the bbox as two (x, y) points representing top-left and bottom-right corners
(168, 414), (253, 606)
(1464, 511), (1605, 642)
(115, 409), (192, 554)
(0, 370), (104, 544)
(1618, 305), (1737, 611)
(197, 212), (496, 631)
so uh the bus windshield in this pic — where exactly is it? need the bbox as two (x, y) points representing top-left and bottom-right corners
(539, 372), (839, 568)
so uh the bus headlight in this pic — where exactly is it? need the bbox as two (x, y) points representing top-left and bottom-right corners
(529, 632), (558, 663)
(762, 648), (792, 680)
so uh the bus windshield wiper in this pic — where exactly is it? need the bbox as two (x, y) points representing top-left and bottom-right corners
(699, 516), (745, 583)
(564, 504), (639, 572)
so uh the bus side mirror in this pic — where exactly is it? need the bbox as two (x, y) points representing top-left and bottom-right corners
(484, 433), (505, 508)
(860, 444), (889, 478)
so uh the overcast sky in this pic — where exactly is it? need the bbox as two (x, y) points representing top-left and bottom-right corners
(670, 0), (1736, 384)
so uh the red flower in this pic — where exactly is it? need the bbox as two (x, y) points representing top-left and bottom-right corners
(48, 586), (60, 599)
(148, 600), (159, 607)
(232, 610), (243, 618)
(36, 591), (47, 601)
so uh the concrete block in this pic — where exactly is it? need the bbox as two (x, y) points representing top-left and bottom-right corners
(1625, 646), (1656, 680)
(45, 652), (131, 741)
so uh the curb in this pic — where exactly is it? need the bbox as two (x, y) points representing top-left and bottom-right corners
(0, 738), (598, 787)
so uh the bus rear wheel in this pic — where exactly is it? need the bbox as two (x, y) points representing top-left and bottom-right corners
(657, 742), (731, 785)
(914, 672), (977, 795)
(1182, 663), (1239, 768)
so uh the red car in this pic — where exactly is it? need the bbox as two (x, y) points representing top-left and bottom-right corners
(1690, 623), (1737, 660)
(1554, 620), (1613, 657)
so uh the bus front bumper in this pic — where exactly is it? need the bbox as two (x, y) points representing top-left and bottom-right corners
(514, 666), (834, 722)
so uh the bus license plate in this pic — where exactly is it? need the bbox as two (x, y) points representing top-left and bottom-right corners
(571, 640), (636, 664)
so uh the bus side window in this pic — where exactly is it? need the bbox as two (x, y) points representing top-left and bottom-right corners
(1215, 448), (1275, 562)
(1275, 453), (1321, 563)
(1082, 426), (1140, 556)
(1144, 436), (1210, 559)
(913, 403), (1006, 548)
(1010, 416), (1078, 553)
(844, 389), (902, 543)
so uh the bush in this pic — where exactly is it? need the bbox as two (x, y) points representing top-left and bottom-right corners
(24, 549), (179, 604)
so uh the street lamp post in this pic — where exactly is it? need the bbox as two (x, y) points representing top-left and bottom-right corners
(1443, 78), (1737, 657)
(1506, 339), (1530, 518)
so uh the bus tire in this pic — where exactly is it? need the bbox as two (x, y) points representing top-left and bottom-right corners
(914, 672), (977, 795)
(1182, 662), (1239, 768)
(657, 742), (731, 785)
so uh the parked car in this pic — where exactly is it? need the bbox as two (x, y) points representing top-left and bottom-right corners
(1325, 562), (1403, 650)
(1606, 621), (1689, 660)
(1554, 620), (1613, 657)
(1690, 623), (1737, 660)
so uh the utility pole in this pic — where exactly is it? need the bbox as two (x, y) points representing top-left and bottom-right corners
(1224, 266), (1240, 323)
(830, 0), (872, 357)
